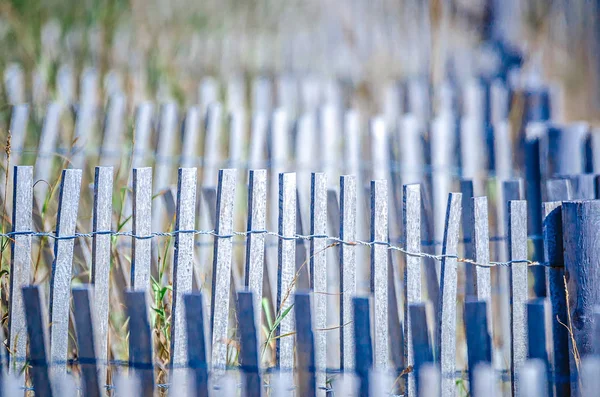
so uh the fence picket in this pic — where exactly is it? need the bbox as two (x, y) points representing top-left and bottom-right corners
(210, 169), (237, 372)
(72, 286), (101, 397)
(8, 166), (33, 375)
(409, 303), (433, 397)
(295, 292), (316, 397)
(34, 102), (61, 205)
(131, 167), (152, 295)
(48, 169), (82, 377)
(562, 199), (600, 395)
(472, 197), (491, 302)
(525, 136), (545, 297)
(245, 170), (267, 333)
(527, 298), (551, 396)
(464, 300), (492, 397)
(131, 103), (154, 168)
(353, 297), (373, 397)
(276, 172), (296, 371)
(310, 172), (327, 395)
(340, 175), (356, 371)
(437, 192), (461, 397)
(181, 107), (201, 168)
(125, 290), (154, 396)
(403, 183), (421, 396)
(236, 291), (261, 397)
(184, 292), (209, 397)
(171, 168), (198, 381)
(508, 200), (528, 396)
(22, 285), (52, 397)
(542, 201), (569, 396)
(461, 180), (476, 298)
(99, 94), (125, 168)
(153, 103), (178, 234)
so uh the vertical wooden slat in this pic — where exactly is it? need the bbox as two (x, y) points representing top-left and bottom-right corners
(295, 292), (316, 397)
(72, 286), (101, 397)
(236, 291), (261, 397)
(48, 169), (82, 377)
(91, 166), (113, 383)
(340, 175), (356, 371)
(34, 103), (62, 204)
(276, 172), (296, 371)
(508, 200), (528, 396)
(403, 183), (421, 397)
(562, 199), (600, 395)
(125, 290), (154, 396)
(171, 168), (198, 379)
(409, 303), (433, 397)
(184, 292), (209, 397)
(8, 166), (33, 374)
(131, 103), (154, 169)
(527, 298), (551, 397)
(370, 180), (388, 369)
(310, 172), (327, 395)
(542, 201), (570, 396)
(437, 192), (462, 397)
(23, 286), (52, 397)
(180, 106), (201, 168)
(245, 170), (267, 331)
(461, 180), (476, 298)
(430, 112), (455, 243)
(353, 297), (373, 397)
(464, 300), (492, 397)
(203, 103), (222, 187)
(131, 168), (152, 292)
(8, 104), (29, 169)
(546, 178), (572, 201)
(472, 197), (492, 304)
(228, 110), (246, 169)
(210, 169), (237, 371)
(99, 94), (125, 167)
(152, 103), (178, 233)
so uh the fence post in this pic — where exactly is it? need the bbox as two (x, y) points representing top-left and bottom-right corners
(245, 170), (267, 334)
(437, 193), (462, 397)
(370, 180), (389, 369)
(171, 168), (198, 381)
(91, 166), (113, 383)
(354, 297), (373, 397)
(310, 172), (327, 395)
(409, 303), (433, 397)
(72, 286), (101, 397)
(295, 292), (316, 397)
(464, 300), (492, 397)
(403, 183), (421, 397)
(184, 292), (209, 397)
(210, 169), (237, 372)
(236, 291), (262, 397)
(23, 286), (52, 397)
(125, 290), (154, 397)
(48, 169), (82, 378)
(542, 201), (571, 397)
(562, 199), (600, 394)
(340, 175), (356, 371)
(8, 166), (33, 375)
(508, 200), (528, 396)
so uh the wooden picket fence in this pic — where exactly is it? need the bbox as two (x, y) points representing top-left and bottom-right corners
(0, 66), (600, 397)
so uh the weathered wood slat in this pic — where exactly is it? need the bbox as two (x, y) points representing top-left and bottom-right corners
(437, 192), (462, 397)
(8, 166), (33, 375)
(184, 292), (209, 397)
(276, 172), (296, 371)
(403, 183), (421, 397)
(72, 286), (101, 397)
(370, 179), (389, 369)
(34, 103), (62, 205)
(22, 286), (52, 397)
(125, 290), (154, 396)
(526, 298), (551, 397)
(171, 168), (198, 380)
(48, 169), (82, 377)
(340, 175), (356, 371)
(353, 297), (372, 397)
(91, 166), (113, 384)
(131, 167), (152, 294)
(562, 199), (600, 395)
(181, 106), (201, 168)
(131, 103), (154, 169)
(295, 292), (316, 397)
(409, 303), (433, 397)
(310, 172), (327, 395)
(210, 169), (237, 372)
(472, 197), (491, 302)
(464, 300), (492, 397)
(99, 94), (125, 168)
(236, 291), (261, 397)
(508, 200), (528, 396)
